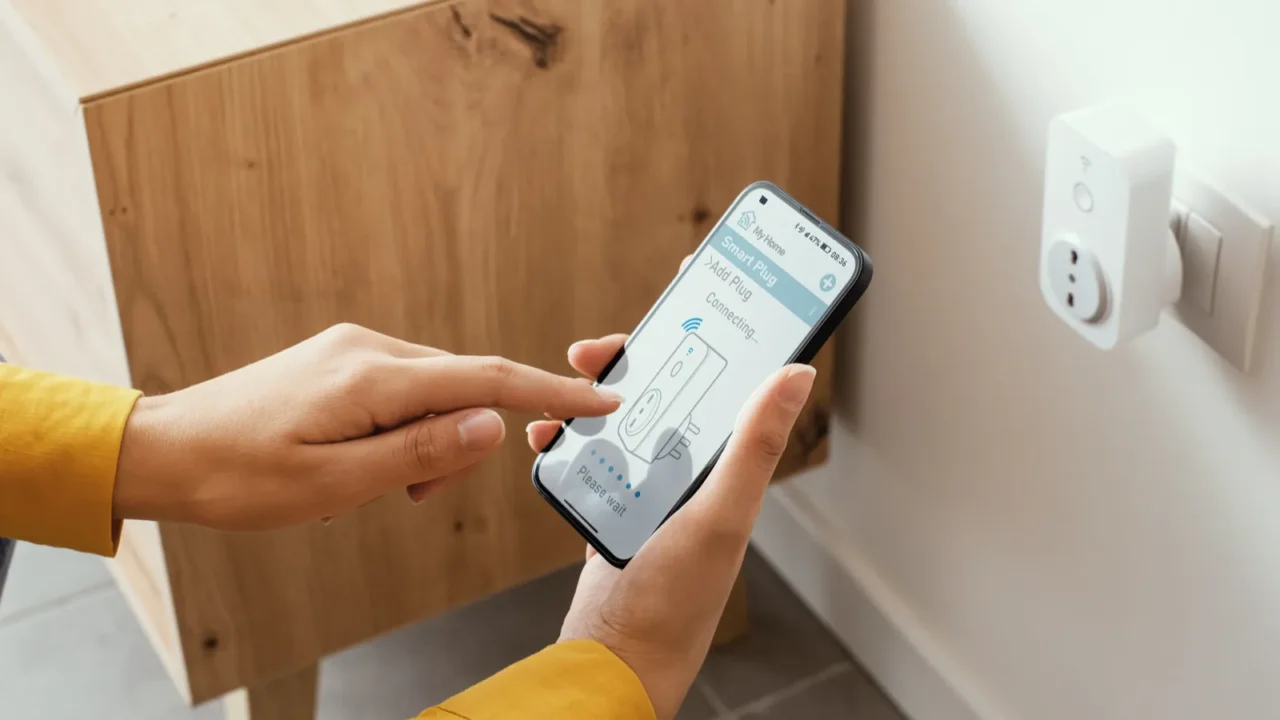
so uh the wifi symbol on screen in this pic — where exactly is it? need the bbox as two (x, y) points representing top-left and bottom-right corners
(681, 317), (703, 332)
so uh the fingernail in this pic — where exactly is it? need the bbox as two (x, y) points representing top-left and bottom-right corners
(595, 386), (624, 404)
(458, 409), (505, 451)
(526, 421), (539, 434)
(778, 366), (817, 412)
(408, 483), (430, 505)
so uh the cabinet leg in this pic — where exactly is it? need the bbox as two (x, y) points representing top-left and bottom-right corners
(712, 570), (750, 647)
(224, 663), (318, 720)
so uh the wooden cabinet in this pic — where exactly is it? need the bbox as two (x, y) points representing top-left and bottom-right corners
(1, 0), (846, 715)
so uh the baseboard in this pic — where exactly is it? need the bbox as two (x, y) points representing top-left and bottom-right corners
(751, 480), (1003, 720)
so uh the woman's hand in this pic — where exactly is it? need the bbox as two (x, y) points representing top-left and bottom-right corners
(527, 335), (815, 720)
(113, 323), (622, 531)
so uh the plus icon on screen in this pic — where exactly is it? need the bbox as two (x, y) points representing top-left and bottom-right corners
(819, 274), (837, 292)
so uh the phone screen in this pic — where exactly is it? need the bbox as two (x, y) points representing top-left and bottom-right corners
(533, 182), (868, 564)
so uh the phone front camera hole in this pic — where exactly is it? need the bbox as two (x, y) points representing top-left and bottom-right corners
(1067, 293), (1075, 308)
(759, 196), (768, 205)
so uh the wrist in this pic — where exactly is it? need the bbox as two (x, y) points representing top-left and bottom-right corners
(113, 394), (188, 523)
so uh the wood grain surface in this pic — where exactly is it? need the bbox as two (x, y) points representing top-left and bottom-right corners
(83, 0), (845, 701)
(222, 663), (318, 720)
(9, 0), (449, 101)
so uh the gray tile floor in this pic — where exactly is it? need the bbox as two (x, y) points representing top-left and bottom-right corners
(0, 544), (905, 719)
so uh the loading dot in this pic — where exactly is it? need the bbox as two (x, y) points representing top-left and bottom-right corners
(599, 458), (605, 465)
(616, 474), (623, 481)
(591, 450), (596, 455)
(635, 492), (641, 498)
(608, 466), (614, 472)
(626, 483), (632, 489)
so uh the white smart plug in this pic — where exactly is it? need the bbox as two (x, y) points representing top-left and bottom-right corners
(1040, 104), (1182, 350)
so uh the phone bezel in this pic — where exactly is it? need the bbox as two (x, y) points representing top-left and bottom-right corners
(531, 180), (874, 568)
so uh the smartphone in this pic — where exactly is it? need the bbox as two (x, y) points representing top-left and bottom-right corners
(532, 181), (873, 567)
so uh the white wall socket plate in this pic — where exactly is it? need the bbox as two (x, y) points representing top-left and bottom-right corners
(1170, 171), (1273, 372)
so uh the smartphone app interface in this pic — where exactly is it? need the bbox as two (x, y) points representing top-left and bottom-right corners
(537, 185), (858, 560)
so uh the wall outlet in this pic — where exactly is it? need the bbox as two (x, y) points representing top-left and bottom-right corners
(1045, 238), (1109, 323)
(1169, 171), (1273, 372)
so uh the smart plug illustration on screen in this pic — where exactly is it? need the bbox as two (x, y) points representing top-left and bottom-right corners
(533, 181), (873, 567)
(619, 332), (726, 464)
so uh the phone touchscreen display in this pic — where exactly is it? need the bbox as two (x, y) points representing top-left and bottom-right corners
(534, 184), (861, 562)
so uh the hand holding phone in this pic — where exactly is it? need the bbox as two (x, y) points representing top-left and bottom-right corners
(529, 350), (818, 720)
(533, 182), (872, 566)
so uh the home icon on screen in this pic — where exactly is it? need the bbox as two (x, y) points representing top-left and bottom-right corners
(737, 211), (756, 231)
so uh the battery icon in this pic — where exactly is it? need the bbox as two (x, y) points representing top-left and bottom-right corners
(821, 243), (830, 252)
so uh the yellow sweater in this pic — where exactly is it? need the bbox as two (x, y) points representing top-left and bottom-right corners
(0, 365), (654, 720)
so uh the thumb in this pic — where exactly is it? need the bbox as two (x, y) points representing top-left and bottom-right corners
(319, 408), (506, 501)
(677, 365), (816, 531)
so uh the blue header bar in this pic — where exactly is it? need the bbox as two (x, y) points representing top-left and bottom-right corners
(708, 225), (831, 326)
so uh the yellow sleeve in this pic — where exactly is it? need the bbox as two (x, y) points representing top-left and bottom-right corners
(0, 365), (141, 556)
(415, 640), (656, 720)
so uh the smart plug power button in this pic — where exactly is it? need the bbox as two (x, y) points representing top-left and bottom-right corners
(1073, 183), (1094, 213)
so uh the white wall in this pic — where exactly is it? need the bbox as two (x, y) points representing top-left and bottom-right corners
(755, 1), (1280, 719)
